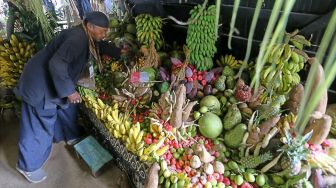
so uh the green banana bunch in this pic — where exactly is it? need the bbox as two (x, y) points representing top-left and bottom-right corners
(0, 34), (35, 88)
(260, 33), (310, 94)
(135, 14), (163, 50)
(186, 4), (217, 71)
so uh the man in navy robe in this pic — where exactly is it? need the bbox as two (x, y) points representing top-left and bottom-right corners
(13, 11), (119, 183)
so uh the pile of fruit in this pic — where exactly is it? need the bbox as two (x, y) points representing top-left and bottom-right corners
(0, 34), (35, 88)
(68, 4), (336, 188)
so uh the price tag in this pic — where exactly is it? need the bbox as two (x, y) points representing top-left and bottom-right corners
(89, 65), (94, 78)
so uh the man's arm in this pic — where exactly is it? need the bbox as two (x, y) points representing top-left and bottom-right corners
(48, 38), (83, 102)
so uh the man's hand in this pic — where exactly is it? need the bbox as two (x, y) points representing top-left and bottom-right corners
(121, 43), (131, 56)
(67, 92), (82, 104)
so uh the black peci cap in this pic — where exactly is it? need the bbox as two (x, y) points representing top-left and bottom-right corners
(84, 11), (109, 28)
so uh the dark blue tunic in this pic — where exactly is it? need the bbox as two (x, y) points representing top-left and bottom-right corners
(15, 25), (89, 109)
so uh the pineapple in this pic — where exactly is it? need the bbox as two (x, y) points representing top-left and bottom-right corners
(278, 130), (312, 176)
(257, 95), (286, 122)
(239, 152), (273, 169)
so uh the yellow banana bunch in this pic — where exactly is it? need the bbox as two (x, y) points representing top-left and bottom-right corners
(276, 113), (297, 136)
(216, 54), (244, 69)
(186, 4), (217, 71)
(0, 34), (35, 88)
(125, 122), (146, 156)
(135, 14), (163, 50)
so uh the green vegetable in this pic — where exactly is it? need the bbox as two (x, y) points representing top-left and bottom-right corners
(224, 123), (247, 148)
(223, 104), (242, 130)
(198, 112), (223, 139)
(271, 174), (285, 185)
(199, 106), (209, 113)
(126, 24), (136, 34)
(215, 75), (226, 91)
(256, 174), (266, 186)
(223, 66), (235, 77)
(226, 76), (236, 89)
(228, 161), (239, 170)
(244, 172), (256, 183)
(199, 95), (221, 115)
(158, 81), (169, 94)
(193, 111), (201, 120)
(234, 175), (244, 185)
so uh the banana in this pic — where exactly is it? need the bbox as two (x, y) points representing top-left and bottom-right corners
(265, 69), (277, 83)
(135, 130), (144, 144)
(262, 66), (273, 80)
(120, 123), (126, 135)
(282, 44), (292, 62)
(155, 145), (169, 156)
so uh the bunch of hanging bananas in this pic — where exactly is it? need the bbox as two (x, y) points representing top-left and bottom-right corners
(0, 34), (35, 88)
(186, 4), (217, 71)
(260, 34), (310, 94)
(276, 112), (297, 136)
(135, 14), (163, 50)
(125, 122), (145, 155)
(216, 54), (244, 69)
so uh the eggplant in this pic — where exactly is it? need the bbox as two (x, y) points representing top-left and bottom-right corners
(188, 88), (198, 99)
(185, 82), (193, 94)
(204, 85), (212, 95)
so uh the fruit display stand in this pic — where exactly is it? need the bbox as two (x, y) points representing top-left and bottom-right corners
(79, 103), (149, 188)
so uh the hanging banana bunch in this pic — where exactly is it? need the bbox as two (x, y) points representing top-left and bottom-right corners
(135, 14), (163, 50)
(0, 34), (35, 88)
(186, 4), (217, 71)
(260, 33), (311, 94)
